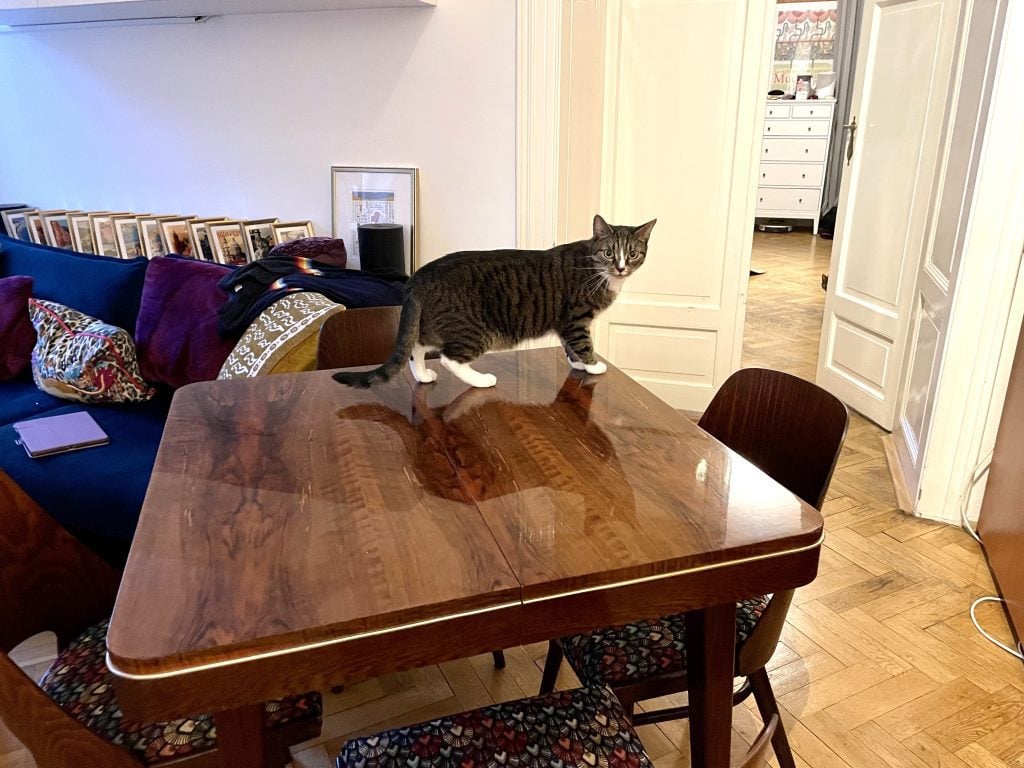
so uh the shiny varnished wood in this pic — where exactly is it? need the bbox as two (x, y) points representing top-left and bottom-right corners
(108, 347), (824, 768)
(316, 306), (402, 370)
(108, 372), (521, 683)
(415, 351), (823, 626)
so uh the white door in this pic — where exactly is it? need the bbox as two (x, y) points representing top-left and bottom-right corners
(893, 0), (1006, 500)
(591, 0), (774, 411)
(816, 0), (962, 428)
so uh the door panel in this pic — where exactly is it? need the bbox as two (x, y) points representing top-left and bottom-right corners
(817, 0), (960, 427)
(595, 0), (773, 410)
(892, 0), (1005, 500)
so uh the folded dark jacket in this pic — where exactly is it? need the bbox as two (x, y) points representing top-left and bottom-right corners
(217, 254), (406, 335)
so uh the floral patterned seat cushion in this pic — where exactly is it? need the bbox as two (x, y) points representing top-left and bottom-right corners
(38, 620), (322, 765)
(558, 596), (771, 688)
(338, 686), (652, 768)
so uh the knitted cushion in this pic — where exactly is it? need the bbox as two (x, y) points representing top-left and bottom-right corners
(28, 299), (154, 404)
(558, 596), (770, 687)
(338, 686), (652, 768)
(39, 620), (322, 765)
(218, 292), (345, 378)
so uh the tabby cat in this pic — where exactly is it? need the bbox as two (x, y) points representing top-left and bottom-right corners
(332, 214), (656, 389)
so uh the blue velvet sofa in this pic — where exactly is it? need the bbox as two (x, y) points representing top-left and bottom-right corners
(0, 234), (231, 564)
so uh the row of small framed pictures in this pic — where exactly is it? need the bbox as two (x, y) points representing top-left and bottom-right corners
(1, 207), (315, 265)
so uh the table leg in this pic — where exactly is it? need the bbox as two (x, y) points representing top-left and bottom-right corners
(215, 703), (266, 768)
(687, 603), (736, 768)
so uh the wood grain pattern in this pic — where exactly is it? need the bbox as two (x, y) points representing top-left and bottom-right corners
(415, 350), (823, 601)
(316, 306), (403, 371)
(107, 346), (823, 768)
(108, 372), (521, 677)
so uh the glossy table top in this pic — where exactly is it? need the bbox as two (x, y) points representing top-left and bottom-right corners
(108, 347), (822, 678)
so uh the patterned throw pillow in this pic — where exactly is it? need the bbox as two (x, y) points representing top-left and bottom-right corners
(218, 292), (344, 379)
(28, 299), (154, 403)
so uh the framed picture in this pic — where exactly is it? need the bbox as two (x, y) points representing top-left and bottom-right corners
(1, 208), (35, 241)
(90, 215), (118, 257)
(135, 215), (175, 259)
(272, 221), (315, 245)
(209, 221), (250, 266)
(29, 210), (62, 245)
(68, 213), (99, 254)
(794, 74), (812, 100)
(160, 217), (196, 257)
(114, 216), (145, 259)
(42, 211), (77, 250)
(331, 166), (417, 273)
(188, 219), (225, 263)
(242, 218), (278, 260)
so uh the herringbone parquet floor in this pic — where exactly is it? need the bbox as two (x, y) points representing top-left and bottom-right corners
(3, 232), (1022, 768)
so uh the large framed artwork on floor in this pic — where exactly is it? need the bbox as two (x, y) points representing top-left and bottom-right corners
(331, 166), (417, 274)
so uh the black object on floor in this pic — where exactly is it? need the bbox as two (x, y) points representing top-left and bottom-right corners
(819, 206), (837, 239)
(821, 273), (829, 290)
(750, 267), (766, 276)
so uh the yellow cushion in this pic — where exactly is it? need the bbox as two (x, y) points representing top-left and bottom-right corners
(218, 293), (344, 379)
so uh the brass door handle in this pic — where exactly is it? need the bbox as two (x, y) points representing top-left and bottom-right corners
(844, 116), (858, 165)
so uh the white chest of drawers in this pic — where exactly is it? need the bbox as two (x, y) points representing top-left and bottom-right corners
(755, 99), (835, 234)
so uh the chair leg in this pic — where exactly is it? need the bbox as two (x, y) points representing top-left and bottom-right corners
(492, 650), (506, 669)
(749, 667), (796, 768)
(539, 640), (563, 694)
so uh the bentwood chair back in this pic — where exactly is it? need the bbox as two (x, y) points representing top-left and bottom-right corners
(316, 306), (402, 370)
(539, 368), (848, 768)
(0, 471), (321, 768)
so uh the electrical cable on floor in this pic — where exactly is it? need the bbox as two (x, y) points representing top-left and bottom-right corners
(970, 596), (1024, 661)
(959, 451), (993, 544)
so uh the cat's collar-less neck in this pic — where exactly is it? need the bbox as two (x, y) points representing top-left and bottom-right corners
(606, 275), (627, 294)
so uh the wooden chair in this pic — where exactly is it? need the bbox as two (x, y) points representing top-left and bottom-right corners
(0, 471), (322, 768)
(316, 306), (403, 371)
(315, 305), (508, 671)
(739, 715), (779, 768)
(539, 368), (849, 768)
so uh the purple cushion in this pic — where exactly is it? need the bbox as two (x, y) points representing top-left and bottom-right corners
(135, 257), (237, 388)
(267, 236), (346, 268)
(0, 275), (35, 380)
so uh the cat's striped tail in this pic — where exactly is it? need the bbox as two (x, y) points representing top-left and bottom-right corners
(331, 296), (421, 388)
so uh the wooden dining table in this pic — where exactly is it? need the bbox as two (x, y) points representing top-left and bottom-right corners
(106, 347), (823, 768)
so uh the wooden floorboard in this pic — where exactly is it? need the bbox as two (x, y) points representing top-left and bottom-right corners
(3, 231), (1022, 767)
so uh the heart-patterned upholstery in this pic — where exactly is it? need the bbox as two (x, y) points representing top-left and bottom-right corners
(337, 686), (652, 768)
(558, 596), (770, 687)
(38, 620), (322, 764)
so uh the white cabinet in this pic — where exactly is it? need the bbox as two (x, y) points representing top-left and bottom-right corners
(755, 99), (834, 233)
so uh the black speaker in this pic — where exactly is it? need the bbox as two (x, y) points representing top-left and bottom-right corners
(358, 224), (405, 275)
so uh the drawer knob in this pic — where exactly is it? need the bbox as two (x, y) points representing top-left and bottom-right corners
(801, 173), (806, 178)
(808, 127), (812, 132)
(765, 148), (769, 153)
(759, 197), (764, 202)
(762, 173), (766, 178)
(805, 149), (809, 153)
(767, 126), (771, 132)
(799, 198), (803, 203)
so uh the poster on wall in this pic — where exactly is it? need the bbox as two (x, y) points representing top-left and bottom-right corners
(331, 166), (417, 273)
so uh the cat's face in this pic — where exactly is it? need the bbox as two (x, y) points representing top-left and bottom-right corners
(590, 215), (657, 279)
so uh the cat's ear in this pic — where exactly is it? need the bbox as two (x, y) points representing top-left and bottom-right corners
(593, 214), (614, 239)
(633, 219), (657, 243)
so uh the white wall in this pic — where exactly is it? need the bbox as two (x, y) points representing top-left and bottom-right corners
(0, 0), (516, 266)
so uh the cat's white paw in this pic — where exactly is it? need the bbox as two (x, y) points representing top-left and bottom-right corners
(584, 360), (607, 375)
(568, 356), (587, 371)
(416, 368), (438, 383)
(473, 373), (498, 388)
